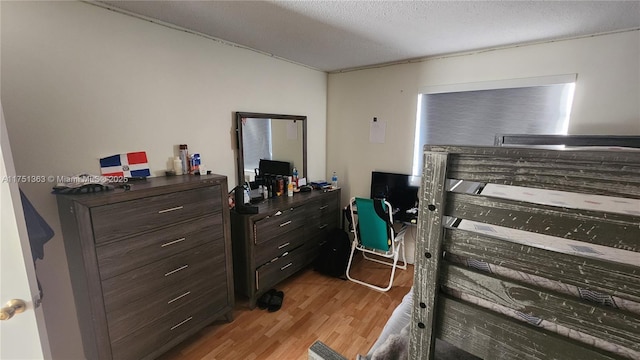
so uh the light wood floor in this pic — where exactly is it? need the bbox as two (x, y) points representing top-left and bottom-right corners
(158, 254), (414, 360)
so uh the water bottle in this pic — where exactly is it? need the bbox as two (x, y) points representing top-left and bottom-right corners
(331, 171), (338, 188)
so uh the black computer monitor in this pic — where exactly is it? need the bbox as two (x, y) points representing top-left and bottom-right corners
(370, 171), (420, 222)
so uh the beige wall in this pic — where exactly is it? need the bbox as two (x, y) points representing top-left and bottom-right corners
(1, 2), (326, 358)
(327, 30), (639, 267)
(327, 30), (640, 207)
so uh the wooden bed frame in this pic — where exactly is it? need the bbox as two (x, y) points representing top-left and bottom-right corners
(494, 134), (640, 148)
(411, 145), (640, 359)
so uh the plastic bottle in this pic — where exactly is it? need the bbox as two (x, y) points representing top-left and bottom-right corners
(173, 157), (183, 175)
(179, 144), (189, 175)
(276, 175), (284, 196)
(191, 153), (201, 174)
(266, 174), (273, 198)
(331, 171), (338, 188)
(273, 176), (279, 197)
(287, 176), (294, 197)
(243, 183), (250, 204)
(292, 167), (299, 188)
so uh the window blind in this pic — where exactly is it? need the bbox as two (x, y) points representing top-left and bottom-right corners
(412, 82), (575, 175)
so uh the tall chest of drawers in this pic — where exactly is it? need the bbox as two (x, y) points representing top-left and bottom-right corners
(56, 175), (234, 360)
(231, 189), (340, 308)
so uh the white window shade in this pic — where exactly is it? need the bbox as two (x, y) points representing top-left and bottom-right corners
(412, 78), (575, 175)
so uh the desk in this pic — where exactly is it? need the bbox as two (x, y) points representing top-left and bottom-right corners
(394, 209), (418, 225)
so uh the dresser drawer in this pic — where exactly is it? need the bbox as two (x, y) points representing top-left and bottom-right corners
(110, 292), (222, 360)
(56, 175), (233, 360)
(105, 258), (227, 343)
(253, 205), (305, 245)
(307, 195), (339, 226)
(96, 214), (223, 280)
(255, 248), (307, 292)
(307, 194), (340, 244)
(91, 186), (221, 244)
(307, 212), (340, 241)
(254, 224), (306, 266)
(101, 241), (224, 313)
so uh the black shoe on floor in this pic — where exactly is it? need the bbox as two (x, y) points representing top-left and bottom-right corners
(257, 289), (277, 310)
(268, 290), (284, 312)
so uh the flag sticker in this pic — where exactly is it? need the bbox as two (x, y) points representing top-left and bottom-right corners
(100, 151), (150, 178)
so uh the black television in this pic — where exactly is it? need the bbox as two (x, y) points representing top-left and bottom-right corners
(259, 159), (291, 177)
(370, 171), (420, 222)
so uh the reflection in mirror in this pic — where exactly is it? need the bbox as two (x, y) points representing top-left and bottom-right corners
(235, 112), (307, 186)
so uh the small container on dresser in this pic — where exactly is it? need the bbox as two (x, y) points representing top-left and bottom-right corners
(231, 189), (341, 308)
(56, 175), (234, 360)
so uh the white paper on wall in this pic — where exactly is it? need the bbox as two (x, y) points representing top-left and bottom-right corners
(369, 120), (386, 143)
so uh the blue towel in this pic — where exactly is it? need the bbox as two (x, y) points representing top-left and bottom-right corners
(19, 189), (54, 299)
(19, 189), (54, 261)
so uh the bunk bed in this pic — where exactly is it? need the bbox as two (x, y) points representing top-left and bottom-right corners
(494, 134), (640, 148)
(411, 144), (639, 359)
(309, 135), (640, 360)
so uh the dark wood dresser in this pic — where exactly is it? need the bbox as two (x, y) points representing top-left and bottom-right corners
(231, 189), (341, 308)
(56, 175), (234, 360)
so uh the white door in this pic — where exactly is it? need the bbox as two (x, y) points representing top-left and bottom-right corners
(0, 102), (51, 359)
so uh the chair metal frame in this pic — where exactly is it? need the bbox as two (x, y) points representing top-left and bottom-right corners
(346, 197), (407, 292)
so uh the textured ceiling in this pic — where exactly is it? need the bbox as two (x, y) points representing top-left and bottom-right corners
(94, 0), (640, 72)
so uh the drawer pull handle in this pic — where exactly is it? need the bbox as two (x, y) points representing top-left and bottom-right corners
(319, 224), (328, 229)
(255, 270), (259, 290)
(165, 265), (188, 277)
(319, 205), (329, 210)
(161, 237), (186, 247)
(278, 242), (290, 249)
(158, 206), (184, 214)
(167, 291), (191, 304)
(170, 316), (193, 331)
(280, 263), (293, 271)
(279, 220), (292, 227)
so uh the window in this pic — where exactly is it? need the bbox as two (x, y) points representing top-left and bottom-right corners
(412, 75), (576, 175)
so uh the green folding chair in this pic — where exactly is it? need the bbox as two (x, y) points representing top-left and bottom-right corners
(346, 197), (407, 292)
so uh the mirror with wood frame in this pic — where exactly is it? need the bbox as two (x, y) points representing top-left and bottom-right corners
(235, 112), (307, 187)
